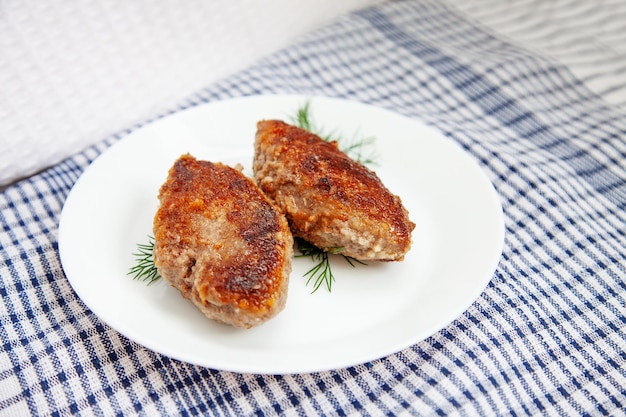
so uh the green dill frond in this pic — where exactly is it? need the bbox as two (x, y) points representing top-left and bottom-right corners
(128, 236), (161, 285)
(290, 100), (378, 165)
(295, 238), (366, 293)
(294, 101), (313, 132)
(339, 133), (379, 166)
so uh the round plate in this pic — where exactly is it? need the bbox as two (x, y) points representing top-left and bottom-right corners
(58, 95), (504, 374)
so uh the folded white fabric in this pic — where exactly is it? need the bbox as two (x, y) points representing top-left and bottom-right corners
(0, 0), (382, 187)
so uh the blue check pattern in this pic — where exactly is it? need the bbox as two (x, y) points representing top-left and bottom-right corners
(1, 0), (625, 415)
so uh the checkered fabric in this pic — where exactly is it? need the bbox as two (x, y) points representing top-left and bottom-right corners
(1, 0), (625, 415)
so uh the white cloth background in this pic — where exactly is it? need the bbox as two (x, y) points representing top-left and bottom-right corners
(2, 0), (624, 187)
(0, 0), (382, 187)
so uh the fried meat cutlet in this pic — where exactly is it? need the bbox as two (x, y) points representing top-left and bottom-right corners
(153, 154), (293, 328)
(253, 120), (414, 261)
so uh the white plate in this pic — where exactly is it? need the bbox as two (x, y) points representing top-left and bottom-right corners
(58, 95), (504, 374)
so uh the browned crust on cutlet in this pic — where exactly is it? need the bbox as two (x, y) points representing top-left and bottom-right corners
(153, 154), (293, 328)
(253, 120), (415, 261)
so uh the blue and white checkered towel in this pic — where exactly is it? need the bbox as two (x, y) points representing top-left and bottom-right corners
(1, 0), (625, 415)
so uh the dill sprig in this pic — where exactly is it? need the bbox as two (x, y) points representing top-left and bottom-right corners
(295, 239), (365, 293)
(290, 100), (378, 165)
(128, 236), (161, 285)
(339, 133), (378, 166)
(293, 101), (315, 134)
